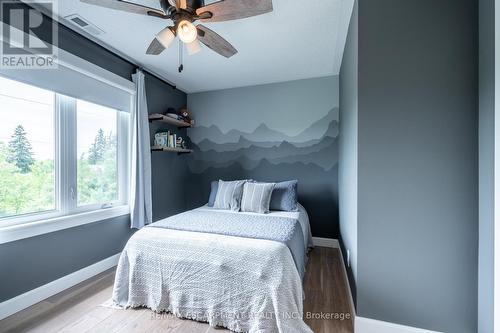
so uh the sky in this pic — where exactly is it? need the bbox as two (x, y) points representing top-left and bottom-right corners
(0, 76), (117, 160)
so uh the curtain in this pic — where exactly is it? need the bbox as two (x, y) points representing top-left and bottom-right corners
(130, 70), (153, 229)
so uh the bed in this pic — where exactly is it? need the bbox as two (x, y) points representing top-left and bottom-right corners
(112, 204), (314, 333)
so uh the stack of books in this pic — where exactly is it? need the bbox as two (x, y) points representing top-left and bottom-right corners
(154, 131), (179, 148)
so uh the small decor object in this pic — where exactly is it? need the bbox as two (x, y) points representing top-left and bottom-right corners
(176, 136), (183, 148)
(154, 131), (169, 146)
(178, 107), (194, 125)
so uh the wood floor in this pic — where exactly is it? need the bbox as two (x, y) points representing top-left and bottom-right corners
(0, 247), (354, 333)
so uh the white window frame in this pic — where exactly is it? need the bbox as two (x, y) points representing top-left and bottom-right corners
(69, 97), (129, 214)
(0, 82), (130, 227)
(0, 45), (135, 244)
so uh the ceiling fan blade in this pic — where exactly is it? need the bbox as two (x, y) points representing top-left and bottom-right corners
(196, 0), (272, 22)
(146, 38), (166, 55)
(80, 0), (167, 18)
(196, 25), (237, 58)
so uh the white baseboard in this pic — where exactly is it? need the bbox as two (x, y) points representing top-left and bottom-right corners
(0, 253), (121, 321)
(356, 317), (443, 333)
(312, 237), (339, 248)
(336, 242), (356, 319)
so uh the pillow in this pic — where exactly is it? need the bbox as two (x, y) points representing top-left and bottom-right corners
(213, 180), (246, 211)
(207, 180), (218, 207)
(208, 179), (253, 207)
(240, 182), (276, 214)
(270, 180), (298, 211)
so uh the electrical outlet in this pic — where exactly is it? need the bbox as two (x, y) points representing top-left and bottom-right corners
(347, 249), (351, 268)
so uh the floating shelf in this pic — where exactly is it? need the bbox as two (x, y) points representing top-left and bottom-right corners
(151, 146), (193, 155)
(148, 113), (192, 128)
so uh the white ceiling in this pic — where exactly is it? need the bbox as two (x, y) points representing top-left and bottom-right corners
(46, 0), (354, 93)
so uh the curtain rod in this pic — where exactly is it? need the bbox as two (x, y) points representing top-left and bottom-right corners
(139, 67), (177, 90)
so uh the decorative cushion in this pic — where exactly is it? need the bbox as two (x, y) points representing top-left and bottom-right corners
(208, 179), (254, 207)
(207, 180), (218, 207)
(240, 182), (276, 214)
(213, 180), (246, 211)
(270, 180), (298, 211)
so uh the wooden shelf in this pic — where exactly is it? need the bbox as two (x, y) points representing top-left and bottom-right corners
(151, 146), (193, 155)
(148, 113), (192, 128)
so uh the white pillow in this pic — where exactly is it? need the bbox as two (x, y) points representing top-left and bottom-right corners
(240, 182), (276, 214)
(213, 180), (246, 211)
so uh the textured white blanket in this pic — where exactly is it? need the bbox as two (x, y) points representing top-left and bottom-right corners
(112, 226), (313, 332)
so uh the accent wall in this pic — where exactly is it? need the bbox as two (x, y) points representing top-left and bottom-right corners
(186, 76), (339, 238)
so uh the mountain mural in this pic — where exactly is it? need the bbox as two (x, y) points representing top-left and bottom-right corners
(188, 108), (339, 146)
(188, 124), (337, 172)
(185, 76), (340, 238)
(187, 109), (339, 172)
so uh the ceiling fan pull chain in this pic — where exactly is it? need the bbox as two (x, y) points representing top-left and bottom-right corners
(178, 39), (184, 73)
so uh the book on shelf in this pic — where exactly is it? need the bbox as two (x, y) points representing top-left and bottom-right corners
(155, 130), (184, 149)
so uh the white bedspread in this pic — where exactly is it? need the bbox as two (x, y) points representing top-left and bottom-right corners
(112, 205), (314, 333)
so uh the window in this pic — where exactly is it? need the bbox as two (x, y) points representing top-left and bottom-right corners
(77, 100), (118, 207)
(0, 77), (55, 218)
(0, 75), (129, 227)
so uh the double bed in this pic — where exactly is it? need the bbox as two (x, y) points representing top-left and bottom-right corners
(112, 204), (314, 333)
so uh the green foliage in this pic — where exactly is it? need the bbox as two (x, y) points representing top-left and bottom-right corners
(88, 128), (107, 165)
(0, 128), (117, 219)
(7, 125), (35, 173)
(0, 142), (54, 217)
(78, 129), (117, 205)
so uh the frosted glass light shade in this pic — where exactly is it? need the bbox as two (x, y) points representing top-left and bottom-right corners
(186, 39), (202, 55)
(177, 20), (197, 43)
(156, 27), (175, 48)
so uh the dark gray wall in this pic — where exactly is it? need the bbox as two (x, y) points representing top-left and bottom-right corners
(338, 0), (358, 302)
(147, 75), (190, 220)
(354, 0), (478, 332)
(0, 6), (187, 302)
(186, 77), (339, 238)
(478, 0), (495, 331)
(0, 216), (131, 301)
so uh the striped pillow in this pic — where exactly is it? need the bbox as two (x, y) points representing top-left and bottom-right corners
(240, 182), (276, 214)
(213, 180), (246, 211)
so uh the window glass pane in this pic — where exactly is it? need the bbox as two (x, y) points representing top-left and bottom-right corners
(0, 76), (55, 218)
(77, 99), (118, 206)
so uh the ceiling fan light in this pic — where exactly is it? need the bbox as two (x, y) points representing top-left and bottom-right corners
(156, 27), (175, 48)
(177, 20), (197, 43)
(186, 39), (202, 55)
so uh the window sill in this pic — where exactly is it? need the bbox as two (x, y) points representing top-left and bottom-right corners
(0, 206), (130, 245)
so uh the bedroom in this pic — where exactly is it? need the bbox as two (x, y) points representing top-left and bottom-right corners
(0, 0), (488, 332)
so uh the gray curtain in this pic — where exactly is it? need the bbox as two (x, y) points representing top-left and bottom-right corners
(130, 70), (152, 228)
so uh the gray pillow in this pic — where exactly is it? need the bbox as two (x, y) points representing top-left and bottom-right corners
(270, 180), (298, 211)
(213, 180), (246, 211)
(208, 179), (253, 207)
(240, 182), (276, 214)
(207, 180), (218, 207)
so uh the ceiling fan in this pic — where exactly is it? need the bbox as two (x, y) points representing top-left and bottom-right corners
(80, 0), (273, 63)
